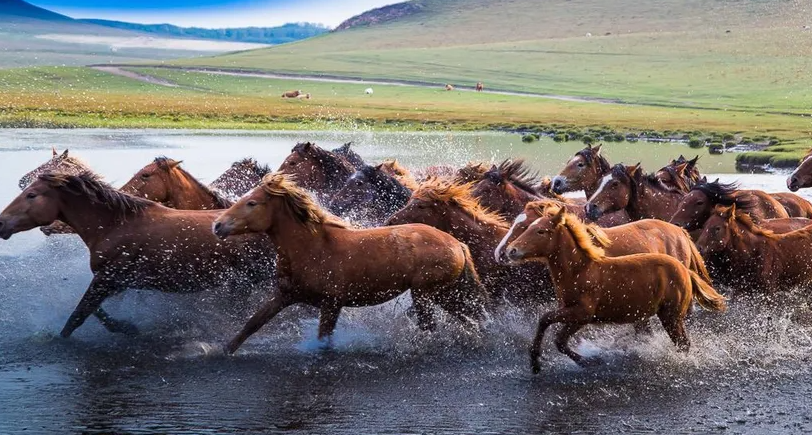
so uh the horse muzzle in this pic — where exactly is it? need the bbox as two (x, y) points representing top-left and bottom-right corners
(0, 217), (14, 240)
(212, 220), (233, 240)
(506, 246), (526, 262)
(551, 176), (567, 195)
(787, 176), (801, 192)
(584, 203), (603, 221)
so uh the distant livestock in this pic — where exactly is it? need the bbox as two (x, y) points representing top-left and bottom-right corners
(282, 90), (302, 98)
(476, 82), (484, 92)
(365, 88), (374, 95)
(445, 84), (454, 91)
(296, 93), (311, 100)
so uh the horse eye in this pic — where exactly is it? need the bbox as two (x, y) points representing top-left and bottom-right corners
(577, 163), (585, 168)
(712, 227), (721, 233)
(26, 192), (37, 199)
(247, 200), (258, 207)
(696, 201), (705, 206)
(141, 173), (151, 179)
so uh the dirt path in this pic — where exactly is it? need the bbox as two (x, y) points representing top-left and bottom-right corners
(92, 64), (623, 105)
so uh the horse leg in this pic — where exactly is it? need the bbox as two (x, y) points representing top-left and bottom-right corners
(93, 307), (139, 336)
(411, 293), (436, 332)
(317, 300), (342, 345)
(657, 312), (690, 352)
(60, 277), (118, 338)
(530, 306), (593, 374)
(554, 323), (598, 367)
(226, 291), (291, 355)
(633, 319), (652, 335)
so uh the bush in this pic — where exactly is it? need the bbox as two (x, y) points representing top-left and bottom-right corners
(582, 135), (595, 145)
(688, 138), (705, 149)
(553, 134), (566, 142)
(769, 139), (781, 146)
(722, 133), (736, 142)
(521, 133), (537, 143)
(724, 141), (737, 149)
(613, 133), (625, 142)
(566, 130), (583, 140)
(708, 143), (724, 154)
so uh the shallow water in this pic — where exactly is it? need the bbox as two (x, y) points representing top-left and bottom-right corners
(1, 129), (811, 434)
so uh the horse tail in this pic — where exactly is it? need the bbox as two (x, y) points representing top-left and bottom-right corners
(689, 269), (727, 312)
(684, 232), (712, 284)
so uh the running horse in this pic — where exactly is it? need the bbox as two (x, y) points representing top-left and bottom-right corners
(18, 148), (93, 235)
(213, 173), (490, 354)
(505, 208), (726, 372)
(471, 159), (546, 218)
(329, 163), (413, 226)
(210, 158), (273, 200)
(331, 142), (366, 170)
(277, 142), (355, 202)
(121, 157), (233, 210)
(585, 163), (685, 222)
(787, 147), (812, 192)
(0, 172), (274, 338)
(697, 204), (812, 293)
(387, 178), (553, 303)
(654, 155), (700, 193)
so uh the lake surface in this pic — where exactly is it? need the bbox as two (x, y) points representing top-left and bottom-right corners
(1, 129), (811, 434)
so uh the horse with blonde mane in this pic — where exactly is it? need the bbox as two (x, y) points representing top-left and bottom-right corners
(376, 159), (419, 190)
(697, 204), (812, 293)
(121, 157), (233, 210)
(213, 173), (490, 354)
(386, 178), (552, 302)
(505, 208), (726, 372)
(0, 172), (274, 338)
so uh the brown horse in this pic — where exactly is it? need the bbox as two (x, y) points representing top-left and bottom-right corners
(787, 148), (812, 192)
(696, 204), (812, 293)
(376, 159), (419, 190)
(454, 162), (490, 184)
(669, 178), (789, 231)
(332, 142), (366, 170)
(329, 163), (413, 226)
(18, 148), (94, 235)
(213, 173), (489, 354)
(769, 192), (812, 218)
(505, 208), (726, 372)
(655, 155), (701, 193)
(495, 199), (712, 284)
(278, 142), (355, 202)
(476, 82), (484, 92)
(386, 178), (552, 302)
(0, 172), (274, 338)
(210, 158), (273, 200)
(281, 90), (302, 98)
(586, 163), (685, 222)
(471, 160), (544, 218)
(121, 157), (233, 210)
(551, 144), (611, 197)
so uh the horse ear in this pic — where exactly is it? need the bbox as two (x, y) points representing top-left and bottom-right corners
(52, 147), (58, 157)
(60, 150), (69, 159)
(593, 143), (603, 156)
(688, 155), (700, 167)
(628, 162), (642, 177)
(170, 160), (183, 169)
(552, 206), (567, 225)
(675, 162), (688, 176)
(726, 203), (737, 218)
(700, 176), (708, 183)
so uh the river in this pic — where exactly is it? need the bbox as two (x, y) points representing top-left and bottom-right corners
(0, 129), (810, 434)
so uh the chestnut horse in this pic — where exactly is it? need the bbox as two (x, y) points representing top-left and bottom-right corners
(669, 178), (789, 231)
(787, 148), (812, 192)
(278, 142), (355, 202)
(18, 148), (94, 235)
(505, 208), (726, 372)
(210, 158), (272, 200)
(495, 199), (711, 284)
(551, 144), (611, 197)
(697, 204), (812, 293)
(386, 178), (552, 302)
(213, 173), (489, 354)
(770, 192), (812, 218)
(471, 160), (545, 218)
(0, 172), (274, 338)
(454, 162), (490, 184)
(654, 155), (700, 193)
(376, 159), (420, 190)
(121, 157), (233, 210)
(282, 90), (302, 98)
(329, 163), (413, 226)
(332, 142), (366, 170)
(586, 163), (685, 222)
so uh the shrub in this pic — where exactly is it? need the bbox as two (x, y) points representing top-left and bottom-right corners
(708, 143), (724, 154)
(581, 135), (595, 145)
(724, 141), (737, 149)
(522, 133), (537, 143)
(553, 134), (566, 142)
(722, 133), (735, 142)
(769, 139), (780, 146)
(612, 133), (625, 142)
(688, 139), (705, 149)
(566, 130), (583, 140)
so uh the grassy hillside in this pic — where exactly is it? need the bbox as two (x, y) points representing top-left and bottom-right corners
(174, 0), (812, 113)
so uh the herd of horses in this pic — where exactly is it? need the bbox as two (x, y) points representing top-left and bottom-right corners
(3, 142), (812, 372)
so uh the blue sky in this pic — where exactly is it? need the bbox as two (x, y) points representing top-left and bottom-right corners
(30, 1), (397, 27)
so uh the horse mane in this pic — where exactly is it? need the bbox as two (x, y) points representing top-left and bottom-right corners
(377, 159), (418, 190)
(293, 142), (354, 186)
(659, 165), (692, 192)
(39, 171), (154, 218)
(153, 157), (233, 208)
(527, 200), (612, 248)
(359, 164), (413, 198)
(576, 147), (611, 175)
(727, 207), (776, 239)
(485, 159), (541, 194)
(414, 177), (506, 227)
(558, 212), (607, 261)
(692, 179), (756, 212)
(454, 162), (489, 183)
(236, 157), (272, 178)
(332, 142), (364, 168)
(261, 172), (349, 232)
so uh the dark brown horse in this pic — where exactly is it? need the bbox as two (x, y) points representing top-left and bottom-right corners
(278, 142), (355, 202)
(551, 144), (611, 197)
(669, 178), (789, 231)
(586, 163), (685, 222)
(655, 155), (701, 193)
(505, 208), (726, 372)
(213, 173), (489, 354)
(386, 178), (552, 302)
(787, 148), (812, 192)
(471, 160), (545, 218)
(454, 162), (490, 184)
(18, 148), (94, 235)
(210, 158), (272, 200)
(331, 142), (366, 170)
(495, 199), (712, 283)
(329, 163), (413, 226)
(0, 172), (274, 338)
(696, 204), (812, 293)
(769, 192), (812, 218)
(376, 159), (419, 190)
(121, 157), (233, 210)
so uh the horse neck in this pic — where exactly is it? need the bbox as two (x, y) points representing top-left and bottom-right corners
(265, 203), (329, 261)
(584, 165), (610, 198)
(628, 181), (683, 221)
(168, 169), (221, 210)
(446, 208), (507, 260)
(728, 221), (772, 262)
(55, 191), (125, 246)
(545, 226), (592, 285)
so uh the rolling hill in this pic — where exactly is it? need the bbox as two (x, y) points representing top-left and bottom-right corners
(174, 0), (812, 113)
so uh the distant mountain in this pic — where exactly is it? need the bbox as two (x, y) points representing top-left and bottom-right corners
(79, 19), (330, 45)
(335, 2), (424, 31)
(0, 0), (73, 21)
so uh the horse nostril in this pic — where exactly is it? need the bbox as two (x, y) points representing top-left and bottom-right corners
(0, 220), (4, 230)
(213, 222), (222, 232)
(508, 247), (518, 258)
